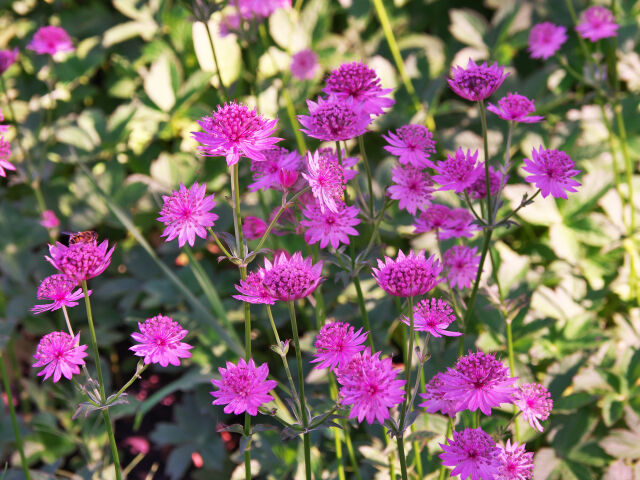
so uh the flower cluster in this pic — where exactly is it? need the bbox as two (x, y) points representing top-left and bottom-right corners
(130, 315), (193, 367)
(372, 249), (442, 298)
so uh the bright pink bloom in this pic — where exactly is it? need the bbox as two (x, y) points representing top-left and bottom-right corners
(496, 440), (534, 480)
(261, 251), (324, 301)
(440, 208), (479, 240)
(249, 147), (301, 192)
(467, 165), (502, 200)
(193, 102), (282, 166)
(298, 96), (372, 141)
(433, 148), (482, 193)
(243, 216), (268, 240)
(210, 358), (278, 416)
(40, 210), (60, 229)
(32, 332), (88, 383)
(418, 373), (458, 417)
(576, 6), (619, 42)
(130, 314), (193, 367)
(46, 240), (114, 283)
(31, 274), (89, 314)
(439, 427), (501, 480)
(414, 204), (452, 233)
(291, 49), (319, 80)
(383, 124), (436, 168)
(337, 348), (405, 424)
(448, 58), (509, 102)
(0, 111), (15, 178)
(27, 26), (74, 56)
(311, 321), (368, 371)
(443, 245), (480, 289)
(388, 165), (434, 215)
(513, 383), (553, 432)
(302, 149), (346, 213)
(300, 203), (360, 249)
(487, 93), (544, 123)
(522, 146), (580, 199)
(372, 249), (442, 298)
(233, 271), (276, 305)
(528, 22), (568, 60)
(0, 48), (18, 74)
(238, 0), (290, 18)
(402, 298), (461, 337)
(278, 169), (299, 190)
(123, 437), (150, 455)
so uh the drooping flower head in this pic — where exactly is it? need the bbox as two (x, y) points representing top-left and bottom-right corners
(402, 298), (461, 337)
(513, 383), (553, 432)
(130, 315), (193, 367)
(439, 427), (501, 480)
(372, 249), (442, 298)
(249, 147), (301, 192)
(311, 321), (368, 371)
(496, 440), (534, 480)
(418, 372), (458, 417)
(433, 148), (482, 193)
(324, 62), (395, 115)
(233, 271), (276, 305)
(467, 165), (502, 200)
(440, 208), (480, 240)
(414, 204), (453, 233)
(300, 202), (361, 249)
(46, 239), (114, 283)
(32, 332), (88, 383)
(298, 96), (372, 141)
(387, 165), (434, 215)
(487, 93), (544, 123)
(27, 26), (74, 56)
(157, 182), (218, 248)
(243, 216), (268, 240)
(302, 149), (346, 213)
(0, 111), (15, 178)
(528, 22), (568, 60)
(31, 274), (89, 314)
(443, 245), (480, 290)
(40, 210), (60, 229)
(336, 348), (405, 424)
(210, 358), (278, 416)
(0, 48), (18, 75)
(383, 124), (436, 169)
(291, 49), (319, 80)
(193, 102), (282, 166)
(522, 146), (580, 199)
(576, 6), (619, 42)
(448, 58), (509, 102)
(261, 251), (324, 301)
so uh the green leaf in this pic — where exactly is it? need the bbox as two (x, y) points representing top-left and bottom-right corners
(602, 394), (625, 427)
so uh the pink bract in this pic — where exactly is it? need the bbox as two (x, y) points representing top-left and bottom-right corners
(32, 332), (88, 383)
(522, 146), (580, 199)
(130, 314), (193, 367)
(448, 58), (509, 102)
(513, 383), (553, 432)
(291, 49), (319, 80)
(243, 216), (268, 240)
(301, 149), (347, 213)
(439, 427), (501, 480)
(496, 440), (534, 480)
(46, 239), (114, 283)
(249, 147), (301, 192)
(388, 165), (434, 215)
(433, 148), (482, 193)
(372, 249), (442, 298)
(31, 274), (89, 314)
(576, 6), (619, 42)
(487, 93), (544, 123)
(300, 202), (360, 249)
(418, 372), (458, 417)
(0, 48), (18, 74)
(440, 208), (479, 240)
(298, 96), (372, 142)
(444, 245), (480, 289)
(261, 251), (324, 301)
(40, 210), (60, 229)
(528, 22), (568, 60)
(311, 321), (368, 371)
(383, 124), (436, 169)
(233, 271), (276, 305)
(414, 204), (452, 233)
(27, 26), (74, 56)
(401, 298), (461, 337)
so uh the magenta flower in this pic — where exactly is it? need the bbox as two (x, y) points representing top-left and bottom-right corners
(337, 348), (405, 424)
(402, 298), (461, 337)
(513, 383), (553, 432)
(27, 26), (74, 56)
(440, 208), (479, 240)
(439, 427), (501, 480)
(414, 204), (453, 233)
(0, 112), (15, 178)
(243, 216), (268, 240)
(291, 49), (319, 80)
(46, 240), (114, 283)
(130, 314), (193, 367)
(302, 149), (346, 213)
(40, 210), (60, 229)
(238, 0), (290, 19)
(528, 22), (568, 60)
(193, 102), (282, 166)
(324, 62), (394, 115)
(0, 48), (18, 75)
(372, 249), (443, 298)
(388, 165), (434, 215)
(487, 93), (544, 123)
(233, 271), (276, 305)
(448, 58), (509, 102)
(210, 358), (278, 416)
(496, 440), (534, 480)
(444, 245), (480, 289)
(383, 124), (436, 169)
(433, 148), (482, 193)
(262, 251), (324, 301)
(522, 146), (580, 199)
(418, 373), (458, 417)
(249, 147), (301, 192)
(31, 274), (89, 314)
(440, 351), (517, 415)
(300, 203), (360, 249)
(157, 182), (218, 248)
(467, 165), (502, 200)
(311, 321), (368, 371)
(576, 6), (619, 42)
(298, 96), (372, 142)
(32, 332), (88, 383)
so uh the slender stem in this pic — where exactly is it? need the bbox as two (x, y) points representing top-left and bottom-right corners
(501, 189), (541, 225)
(357, 135), (375, 218)
(396, 435), (409, 480)
(201, 21), (228, 101)
(463, 191), (484, 224)
(206, 227), (233, 259)
(335, 142), (342, 165)
(478, 100), (493, 222)
(492, 121), (514, 221)
(473, 410), (480, 428)
(353, 277), (374, 350)
(230, 164), (245, 258)
(61, 306), (101, 399)
(359, 200), (391, 262)
(403, 297), (415, 423)
(266, 305), (300, 415)
(283, 89), (307, 155)
(506, 320), (521, 441)
(111, 364), (149, 403)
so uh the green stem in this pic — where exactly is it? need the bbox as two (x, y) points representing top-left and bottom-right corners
(396, 435), (409, 480)
(492, 121), (514, 221)
(111, 363), (149, 404)
(231, 163), (245, 258)
(283, 89), (307, 155)
(357, 135), (375, 218)
(206, 227), (233, 259)
(353, 277), (374, 350)
(473, 410), (480, 428)
(401, 297), (415, 429)
(266, 305), (300, 415)
(201, 20), (228, 101)
(478, 100), (492, 222)
(506, 320), (521, 442)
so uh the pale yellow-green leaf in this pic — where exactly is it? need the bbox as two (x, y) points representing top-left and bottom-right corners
(192, 20), (241, 87)
(503, 184), (563, 226)
(449, 9), (487, 50)
(269, 7), (309, 52)
(549, 223), (581, 264)
(257, 46), (290, 78)
(143, 54), (175, 112)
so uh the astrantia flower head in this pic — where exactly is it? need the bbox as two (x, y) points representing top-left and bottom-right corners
(433, 148), (482, 193)
(402, 298), (461, 337)
(336, 348), (405, 424)
(418, 372), (458, 417)
(440, 208), (480, 240)
(444, 245), (480, 289)
(31, 274), (89, 314)
(262, 251), (324, 301)
(528, 22), (568, 60)
(0, 48), (18, 75)
(496, 440), (534, 480)
(0, 112), (15, 178)
(46, 240), (114, 283)
(388, 165), (434, 215)
(467, 165), (502, 201)
(243, 216), (268, 240)
(576, 6), (619, 42)
(233, 271), (276, 304)
(383, 124), (436, 169)
(249, 147), (301, 192)
(311, 321), (368, 371)
(324, 61), (395, 115)
(291, 49), (319, 80)
(372, 249), (442, 298)
(414, 204), (452, 233)
(130, 315), (193, 367)
(32, 332), (88, 383)
(298, 96), (372, 142)
(448, 58), (509, 102)
(487, 93), (544, 123)
(522, 146), (580, 199)
(439, 427), (501, 480)
(302, 149), (346, 213)
(40, 210), (60, 229)
(300, 202), (361, 249)
(157, 182), (218, 247)
(441, 351), (517, 415)
(27, 26), (74, 56)
(513, 383), (553, 432)
(193, 102), (282, 166)
(210, 358), (278, 416)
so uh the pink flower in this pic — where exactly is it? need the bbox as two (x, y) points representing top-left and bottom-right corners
(46, 239), (114, 283)
(233, 271), (276, 305)
(388, 165), (434, 215)
(522, 146), (580, 199)
(243, 216), (268, 240)
(467, 165), (502, 200)
(0, 48), (18, 75)
(0, 111), (15, 178)
(440, 208), (479, 240)
(439, 427), (501, 480)
(372, 249), (442, 298)
(291, 49), (319, 80)
(261, 251), (324, 301)
(32, 332), (88, 383)
(323, 62), (394, 116)
(238, 0), (290, 19)
(31, 274), (89, 314)
(528, 22), (568, 60)
(487, 93), (544, 123)
(40, 210), (60, 229)
(513, 383), (553, 432)
(576, 6), (619, 42)
(401, 298), (461, 337)
(249, 147), (301, 192)
(157, 182), (218, 248)
(418, 373), (458, 417)
(210, 358), (278, 416)
(443, 245), (480, 289)
(130, 314), (193, 367)
(302, 149), (346, 213)
(448, 58), (509, 102)
(383, 124), (436, 169)
(414, 204), (453, 233)
(300, 202), (360, 249)
(298, 96), (372, 142)
(311, 321), (368, 371)
(27, 26), (74, 56)
(433, 148), (482, 193)
(496, 440), (534, 480)
(193, 102), (282, 166)
(336, 348), (405, 424)
(440, 351), (517, 415)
